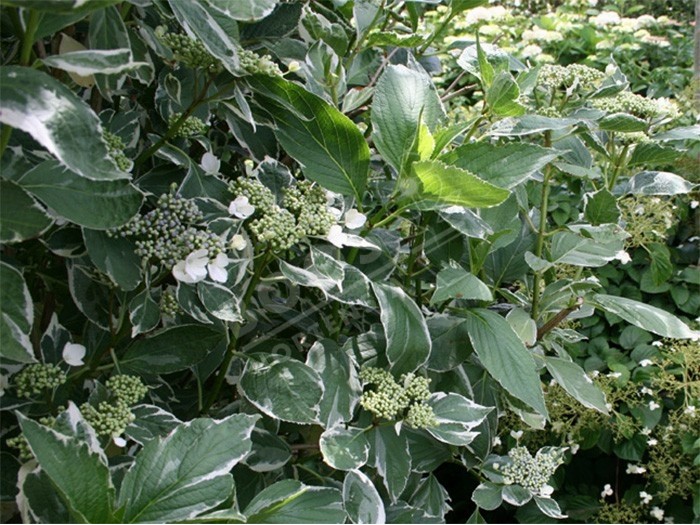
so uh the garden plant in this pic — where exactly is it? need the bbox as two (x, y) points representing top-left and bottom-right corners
(0, 0), (698, 523)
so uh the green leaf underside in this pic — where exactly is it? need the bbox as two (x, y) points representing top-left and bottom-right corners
(463, 309), (548, 417)
(0, 67), (127, 181)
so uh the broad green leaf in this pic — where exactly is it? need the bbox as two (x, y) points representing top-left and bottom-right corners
(463, 309), (547, 417)
(82, 228), (142, 291)
(343, 470), (386, 525)
(471, 482), (503, 511)
(18, 413), (115, 523)
(244, 480), (346, 524)
(653, 125), (700, 141)
(371, 282), (431, 376)
(243, 428), (292, 472)
(20, 468), (70, 524)
(598, 113), (648, 132)
(18, 161), (143, 230)
(648, 242), (673, 286)
(85, 5), (130, 98)
(409, 160), (509, 208)
(502, 485), (532, 506)
(67, 261), (113, 329)
(369, 425), (411, 503)
(207, 0), (278, 21)
(441, 143), (559, 189)
(371, 64), (444, 172)
(320, 426), (370, 471)
(534, 496), (567, 519)
(627, 142), (682, 167)
(248, 75), (369, 200)
(118, 414), (259, 523)
(456, 43), (513, 84)
(0, 262), (35, 363)
(125, 405), (181, 446)
(550, 229), (624, 268)
(625, 171), (694, 196)
(0, 67), (128, 181)
(404, 427), (452, 473)
(506, 307), (537, 347)
(486, 72), (526, 116)
(544, 357), (608, 413)
(490, 115), (581, 136)
(426, 315), (473, 371)
(449, 0), (489, 14)
(0, 179), (52, 244)
(42, 49), (149, 77)
(411, 475), (452, 520)
(2, 0), (120, 13)
(426, 392), (492, 446)
(590, 294), (698, 339)
(120, 325), (227, 374)
(306, 339), (362, 428)
(128, 290), (160, 338)
(169, 0), (241, 74)
(431, 266), (492, 304)
(584, 189), (620, 225)
(197, 281), (243, 322)
(239, 354), (323, 424)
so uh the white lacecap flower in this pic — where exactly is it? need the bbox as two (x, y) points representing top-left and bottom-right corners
(647, 438), (658, 446)
(640, 491), (653, 504)
(286, 60), (301, 73)
(605, 402), (613, 411)
(650, 506), (664, 521)
(344, 209), (367, 230)
(230, 234), (247, 251)
(63, 342), (87, 367)
(207, 253), (230, 283)
(641, 427), (652, 436)
(540, 485), (554, 497)
(200, 152), (220, 174)
(0, 375), (8, 397)
(684, 405), (696, 415)
(492, 436), (502, 447)
(691, 200), (699, 209)
(601, 484), (613, 497)
(607, 372), (622, 379)
(651, 341), (663, 347)
(640, 386), (653, 395)
(493, 463), (500, 470)
(510, 430), (523, 440)
(327, 224), (347, 248)
(228, 196), (255, 219)
(626, 464), (647, 474)
(172, 249), (209, 284)
(327, 207), (342, 221)
(570, 443), (580, 454)
(648, 400), (660, 410)
(615, 250), (632, 264)
(639, 359), (654, 367)
(590, 370), (600, 378)
(113, 436), (127, 448)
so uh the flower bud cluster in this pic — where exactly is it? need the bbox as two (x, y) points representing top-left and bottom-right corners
(538, 64), (604, 91)
(104, 131), (132, 172)
(619, 195), (676, 248)
(359, 367), (438, 428)
(502, 446), (565, 495)
(238, 47), (282, 76)
(7, 416), (56, 462)
(155, 27), (222, 74)
(106, 375), (148, 406)
(13, 364), (66, 398)
(169, 113), (209, 138)
(80, 400), (135, 439)
(110, 185), (224, 268)
(283, 181), (336, 237)
(592, 92), (679, 120)
(160, 288), (181, 317)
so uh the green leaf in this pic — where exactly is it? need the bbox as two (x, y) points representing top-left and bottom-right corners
(248, 75), (369, 200)
(590, 294), (698, 339)
(426, 392), (492, 446)
(306, 339), (362, 428)
(128, 290), (160, 338)
(371, 282), (431, 376)
(506, 307), (537, 347)
(625, 171), (694, 196)
(449, 0), (489, 14)
(82, 228), (142, 291)
(426, 315), (473, 371)
(42, 48), (149, 77)
(0, 179), (52, 244)
(544, 357), (608, 413)
(1, 0), (120, 14)
(320, 426), (370, 471)
(0, 67), (127, 181)
(239, 354), (323, 424)
(125, 404), (181, 446)
(17, 161), (142, 230)
(18, 410), (115, 523)
(0, 262), (36, 363)
(534, 496), (567, 519)
(647, 242), (673, 286)
(244, 480), (346, 524)
(343, 470), (386, 525)
(584, 189), (620, 225)
(371, 64), (444, 172)
(67, 261), (113, 329)
(627, 142), (682, 167)
(431, 266), (492, 304)
(486, 72), (526, 117)
(369, 425), (411, 503)
(411, 474), (452, 520)
(441, 143), (559, 189)
(120, 325), (226, 374)
(207, 0), (278, 22)
(502, 485), (532, 507)
(20, 469), (70, 524)
(243, 427), (292, 473)
(490, 115), (580, 136)
(471, 482), (503, 511)
(197, 281), (243, 322)
(168, 0), (241, 74)
(409, 160), (510, 208)
(549, 229), (625, 268)
(463, 309), (548, 417)
(598, 113), (648, 132)
(118, 414), (259, 523)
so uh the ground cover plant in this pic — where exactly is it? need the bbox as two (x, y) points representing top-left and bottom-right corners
(0, 0), (698, 523)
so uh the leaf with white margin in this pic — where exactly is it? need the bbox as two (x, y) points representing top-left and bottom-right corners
(624, 171), (695, 196)
(43, 49), (149, 77)
(471, 482), (503, 511)
(0, 261), (36, 363)
(243, 427), (292, 472)
(207, 0), (278, 22)
(545, 357), (609, 414)
(426, 392), (493, 446)
(0, 179), (52, 244)
(0, 67), (128, 181)
(343, 470), (386, 525)
(238, 353), (323, 424)
(534, 496), (567, 519)
(369, 425), (411, 503)
(118, 414), (259, 523)
(125, 405), (181, 446)
(320, 426), (370, 471)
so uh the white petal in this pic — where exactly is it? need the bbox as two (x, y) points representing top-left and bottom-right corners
(228, 196), (255, 219)
(208, 262), (228, 283)
(173, 261), (200, 283)
(344, 209), (367, 229)
(186, 248), (209, 264)
(113, 436), (127, 447)
(326, 225), (347, 248)
(62, 342), (86, 367)
(327, 207), (342, 220)
(200, 152), (221, 174)
(341, 233), (380, 250)
(212, 252), (230, 268)
(231, 234), (247, 251)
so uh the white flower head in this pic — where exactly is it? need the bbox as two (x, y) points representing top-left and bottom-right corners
(492, 436), (502, 447)
(207, 252), (230, 283)
(647, 438), (658, 446)
(230, 234), (247, 251)
(344, 209), (367, 230)
(650, 506), (664, 521)
(615, 250), (632, 264)
(327, 207), (342, 221)
(63, 342), (87, 367)
(648, 400), (660, 410)
(570, 443), (580, 454)
(626, 464), (647, 474)
(601, 484), (613, 497)
(228, 196), (255, 219)
(540, 484), (554, 497)
(286, 60), (301, 73)
(640, 386), (653, 395)
(639, 359), (654, 367)
(691, 200), (699, 209)
(326, 224), (347, 248)
(172, 249), (209, 284)
(510, 430), (523, 440)
(640, 491), (653, 504)
(641, 427), (652, 436)
(607, 372), (622, 379)
(684, 405), (696, 416)
(113, 436), (127, 448)
(200, 152), (220, 174)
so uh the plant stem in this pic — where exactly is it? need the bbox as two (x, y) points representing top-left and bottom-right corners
(607, 143), (630, 190)
(418, 9), (454, 55)
(531, 133), (553, 321)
